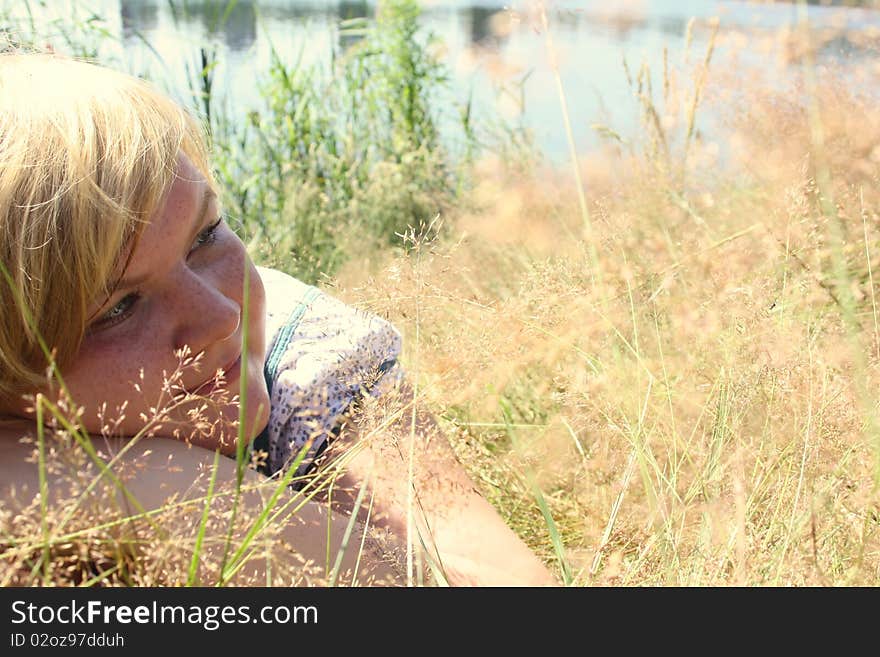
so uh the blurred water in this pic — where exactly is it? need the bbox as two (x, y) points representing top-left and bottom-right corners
(8, 1), (880, 161)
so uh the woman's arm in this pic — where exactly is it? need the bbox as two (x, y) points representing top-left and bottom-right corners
(0, 432), (403, 586)
(112, 437), (406, 586)
(317, 386), (560, 587)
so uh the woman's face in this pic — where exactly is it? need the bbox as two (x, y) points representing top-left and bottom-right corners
(47, 155), (270, 453)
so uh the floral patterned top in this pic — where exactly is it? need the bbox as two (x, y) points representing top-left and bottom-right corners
(250, 267), (402, 488)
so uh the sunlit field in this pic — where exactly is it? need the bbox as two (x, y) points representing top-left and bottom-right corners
(3, 0), (880, 586)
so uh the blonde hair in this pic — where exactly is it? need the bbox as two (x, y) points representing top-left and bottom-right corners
(0, 53), (212, 406)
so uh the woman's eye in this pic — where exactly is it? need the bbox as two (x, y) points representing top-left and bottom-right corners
(191, 217), (223, 251)
(94, 293), (140, 330)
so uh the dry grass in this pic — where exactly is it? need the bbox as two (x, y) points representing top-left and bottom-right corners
(5, 9), (880, 587)
(331, 22), (880, 586)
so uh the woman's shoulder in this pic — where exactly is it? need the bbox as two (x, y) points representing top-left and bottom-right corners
(257, 266), (315, 340)
(255, 267), (404, 480)
(258, 265), (402, 373)
(257, 266), (312, 308)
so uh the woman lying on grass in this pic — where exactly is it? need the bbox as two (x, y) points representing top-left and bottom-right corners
(0, 53), (556, 586)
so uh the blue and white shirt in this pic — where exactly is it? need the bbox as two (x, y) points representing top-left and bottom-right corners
(251, 267), (402, 487)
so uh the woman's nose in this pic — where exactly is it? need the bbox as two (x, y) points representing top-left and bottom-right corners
(169, 268), (241, 357)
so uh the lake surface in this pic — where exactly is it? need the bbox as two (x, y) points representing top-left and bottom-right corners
(7, 1), (880, 161)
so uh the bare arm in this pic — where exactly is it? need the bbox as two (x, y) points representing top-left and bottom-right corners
(315, 386), (559, 586)
(0, 431), (402, 586)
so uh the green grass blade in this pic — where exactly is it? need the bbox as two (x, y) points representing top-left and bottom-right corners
(36, 396), (49, 585)
(218, 260), (251, 578)
(329, 470), (371, 586)
(187, 448), (222, 586)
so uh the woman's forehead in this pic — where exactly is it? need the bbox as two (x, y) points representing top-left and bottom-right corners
(89, 155), (215, 312)
(173, 153), (210, 189)
(126, 167), (215, 273)
(161, 157), (212, 230)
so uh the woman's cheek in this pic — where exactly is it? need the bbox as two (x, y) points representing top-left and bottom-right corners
(249, 263), (266, 322)
(220, 232), (263, 324)
(77, 309), (170, 394)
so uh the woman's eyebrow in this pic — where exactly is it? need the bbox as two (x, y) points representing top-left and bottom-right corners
(186, 185), (218, 241)
(112, 186), (217, 292)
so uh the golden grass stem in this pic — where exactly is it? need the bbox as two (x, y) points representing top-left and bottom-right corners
(560, 417), (586, 462)
(538, 3), (595, 256)
(774, 338), (815, 584)
(652, 298), (679, 474)
(591, 447), (636, 577)
(681, 18), (719, 186)
(406, 228), (424, 587)
(861, 187), (879, 359)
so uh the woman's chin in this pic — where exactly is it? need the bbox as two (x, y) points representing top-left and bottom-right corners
(144, 391), (267, 455)
(243, 370), (271, 433)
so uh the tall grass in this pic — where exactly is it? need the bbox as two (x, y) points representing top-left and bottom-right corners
(329, 7), (880, 585)
(202, 0), (470, 283)
(4, 0), (880, 586)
